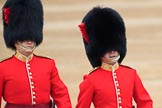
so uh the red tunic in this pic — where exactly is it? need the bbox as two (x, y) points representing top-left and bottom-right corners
(76, 63), (153, 108)
(0, 53), (72, 108)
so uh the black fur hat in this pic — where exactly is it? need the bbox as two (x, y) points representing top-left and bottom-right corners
(79, 7), (126, 68)
(2, 0), (43, 50)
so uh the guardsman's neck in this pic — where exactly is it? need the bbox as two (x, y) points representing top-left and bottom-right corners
(15, 51), (33, 62)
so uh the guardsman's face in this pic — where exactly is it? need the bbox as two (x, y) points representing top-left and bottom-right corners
(15, 40), (36, 56)
(101, 51), (120, 65)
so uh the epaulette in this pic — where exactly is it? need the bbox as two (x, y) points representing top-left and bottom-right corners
(88, 67), (100, 75)
(34, 54), (52, 60)
(0, 55), (13, 63)
(120, 64), (135, 70)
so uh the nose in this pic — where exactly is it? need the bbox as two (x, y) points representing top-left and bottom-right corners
(26, 40), (34, 44)
(110, 51), (116, 54)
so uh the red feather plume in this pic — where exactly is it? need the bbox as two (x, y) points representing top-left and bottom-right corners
(3, 8), (11, 24)
(78, 23), (89, 43)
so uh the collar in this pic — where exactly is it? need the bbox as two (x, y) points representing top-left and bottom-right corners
(15, 51), (33, 62)
(101, 62), (119, 71)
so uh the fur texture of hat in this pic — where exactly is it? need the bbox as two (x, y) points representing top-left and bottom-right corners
(79, 7), (126, 67)
(2, 0), (43, 50)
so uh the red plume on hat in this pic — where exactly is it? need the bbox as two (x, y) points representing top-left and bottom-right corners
(79, 7), (126, 68)
(3, 8), (10, 24)
(78, 23), (89, 43)
(2, 0), (43, 50)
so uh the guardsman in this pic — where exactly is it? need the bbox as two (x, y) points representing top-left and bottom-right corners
(0, 0), (72, 108)
(76, 6), (153, 108)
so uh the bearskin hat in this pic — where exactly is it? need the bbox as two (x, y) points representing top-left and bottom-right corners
(2, 0), (43, 50)
(79, 7), (126, 68)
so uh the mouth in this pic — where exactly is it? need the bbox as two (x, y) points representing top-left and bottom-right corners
(26, 43), (36, 48)
(26, 45), (34, 48)
(108, 55), (120, 62)
(109, 55), (117, 58)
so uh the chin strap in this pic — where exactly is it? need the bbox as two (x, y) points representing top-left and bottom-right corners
(107, 54), (120, 64)
(18, 42), (36, 52)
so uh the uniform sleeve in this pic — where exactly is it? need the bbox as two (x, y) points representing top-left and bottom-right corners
(133, 71), (153, 108)
(50, 60), (72, 108)
(76, 75), (94, 108)
(0, 67), (4, 108)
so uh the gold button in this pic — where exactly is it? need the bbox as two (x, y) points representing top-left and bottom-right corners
(118, 97), (121, 100)
(113, 72), (116, 75)
(114, 76), (117, 78)
(27, 67), (31, 70)
(117, 91), (120, 95)
(33, 101), (36, 104)
(119, 100), (122, 103)
(115, 81), (118, 84)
